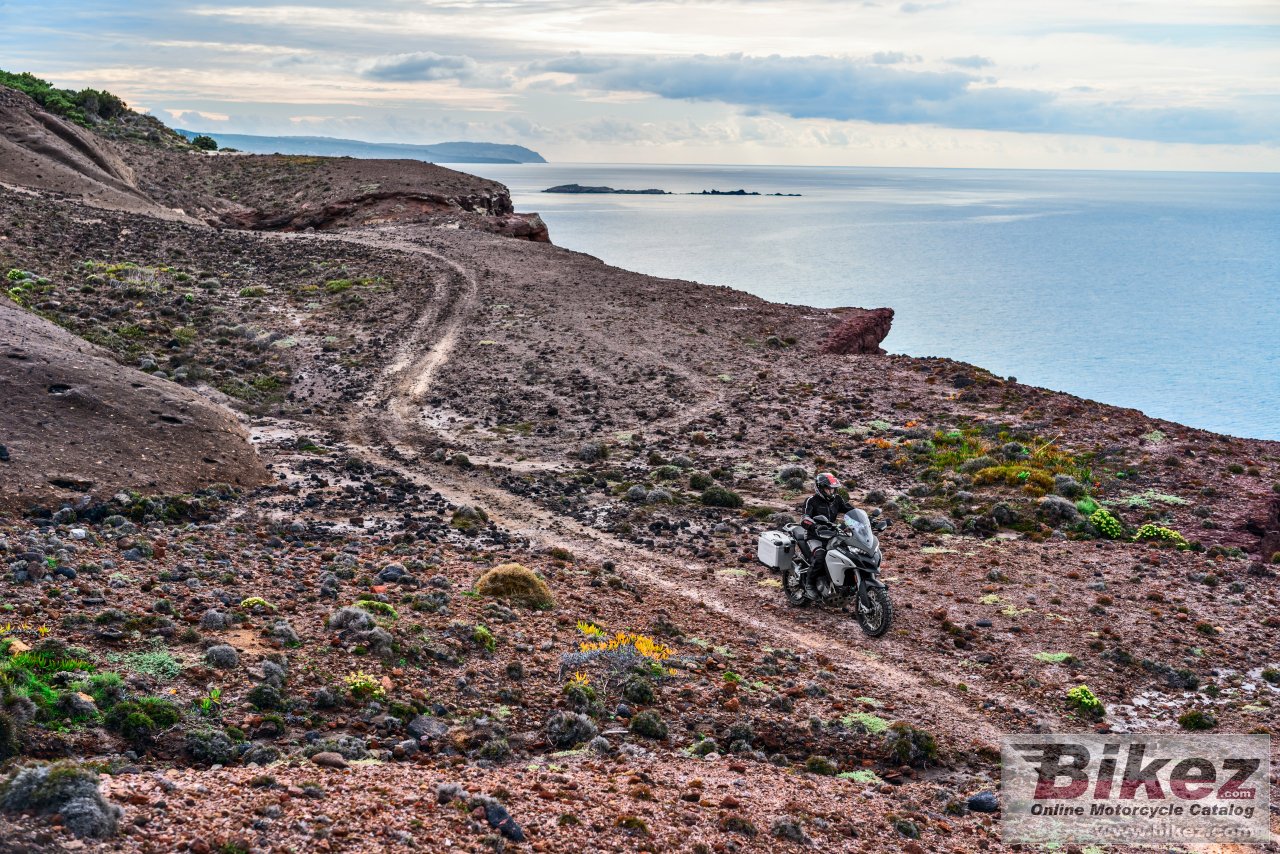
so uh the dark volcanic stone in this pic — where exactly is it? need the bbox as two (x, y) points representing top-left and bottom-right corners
(484, 802), (525, 841)
(968, 791), (999, 813)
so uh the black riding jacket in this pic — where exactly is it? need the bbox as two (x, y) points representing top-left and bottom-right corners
(803, 492), (854, 527)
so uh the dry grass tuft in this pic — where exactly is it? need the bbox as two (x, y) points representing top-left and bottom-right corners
(475, 563), (554, 609)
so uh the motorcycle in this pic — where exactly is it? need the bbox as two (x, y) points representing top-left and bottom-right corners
(757, 508), (893, 637)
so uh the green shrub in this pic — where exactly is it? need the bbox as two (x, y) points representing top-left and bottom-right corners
(247, 684), (285, 711)
(804, 755), (837, 775)
(1177, 709), (1216, 731)
(972, 465), (1054, 496)
(112, 640), (182, 681)
(0, 70), (127, 128)
(621, 676), (655, 706)
(354, 600), (399, 619)
(883, 721), (937, 767)
(700, 486), (743, 508)
(190, 134), (218, 151)
(629, 710), (667, 740)
(689, 472), (713, 490)
(1089, 508), (1123, 539)
(103, 698), (178, 746)
(136, 697), (180, 727)
(473, 624), (497, 653)
(841, 712), (888, 734)
(1132, 524), (1189, 549)
(1066, 685), (1104, 718)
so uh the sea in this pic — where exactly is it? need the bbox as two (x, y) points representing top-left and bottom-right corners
(461, 163), (1280, 441)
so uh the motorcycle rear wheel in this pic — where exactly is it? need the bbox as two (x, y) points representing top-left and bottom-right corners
(782, 565), (810, 607)
(857, 587), (893, 637)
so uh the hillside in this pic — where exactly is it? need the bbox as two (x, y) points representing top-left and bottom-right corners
(174, 130), (546, 164)
(0, 79), (1277, 852)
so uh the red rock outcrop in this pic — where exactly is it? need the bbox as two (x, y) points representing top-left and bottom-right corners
(821, 307), (894, 355)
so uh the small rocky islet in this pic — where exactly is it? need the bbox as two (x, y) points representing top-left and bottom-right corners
(1, 74), (1278, 852)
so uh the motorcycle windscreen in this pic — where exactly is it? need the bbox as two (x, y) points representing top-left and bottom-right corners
(841, 509), (877, 553)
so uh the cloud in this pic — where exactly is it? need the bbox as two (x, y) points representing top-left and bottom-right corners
(900, 1), (953, 13)
(871, 51), (919, 65)
(360, 51), (478, 82)
(946, 55), (994, 69)
(539, 52), (1274, 144)
(165, 108), (230, 123)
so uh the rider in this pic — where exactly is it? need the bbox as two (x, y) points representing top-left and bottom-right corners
(800, 473), (854, 598)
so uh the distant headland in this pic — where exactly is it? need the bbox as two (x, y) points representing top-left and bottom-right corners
(543, 184), (801, 197)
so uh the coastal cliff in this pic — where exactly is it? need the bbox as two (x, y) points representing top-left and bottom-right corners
(0, 85), (550, 241)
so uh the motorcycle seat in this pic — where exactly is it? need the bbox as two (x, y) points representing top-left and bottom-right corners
(789, 525), (813, 558)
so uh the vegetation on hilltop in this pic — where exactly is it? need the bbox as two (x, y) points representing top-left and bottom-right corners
(1, 68), (193, 149)
(0, 69), (128, 128)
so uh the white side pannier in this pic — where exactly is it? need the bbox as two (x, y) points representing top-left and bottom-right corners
(757, 530), (794, 572)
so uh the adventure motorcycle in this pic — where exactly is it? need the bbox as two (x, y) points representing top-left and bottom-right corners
(757, 508), (893, 637)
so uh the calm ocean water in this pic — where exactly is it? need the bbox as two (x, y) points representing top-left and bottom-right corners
(462, 163), (1280, 440)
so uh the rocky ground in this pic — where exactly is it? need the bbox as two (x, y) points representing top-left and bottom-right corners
(1, 83), (1278, 852)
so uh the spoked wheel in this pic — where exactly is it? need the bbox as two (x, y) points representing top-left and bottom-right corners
(857, 587), (893, 636)
(782, 564), (810, 607)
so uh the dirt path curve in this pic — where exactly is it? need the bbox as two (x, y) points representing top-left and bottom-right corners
(278, 225), (1045, 755)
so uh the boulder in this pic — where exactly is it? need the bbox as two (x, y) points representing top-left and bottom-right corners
(820, 308), (894, 355)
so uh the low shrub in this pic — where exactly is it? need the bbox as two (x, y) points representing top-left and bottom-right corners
(622, 676), (656, 706)
(354, 600), (399, 619)
(1132, 524), (1189, 549)
(700, 486), (743, 508)
(546, 711), (597, 748)
(474, 563), (553, 609)
(972, 465), (1054, 496)
(0, 761), (120, 838)
(804, 755), (837, 775)
(1089, 508), (1123, 539)
(1178, 709), (1217, 731)
(1066, 685), (1104, 718)
(103, 698), (179, 747)
(883, 721), (938, 767)
(629, 710), (667, 740)
(343, 671), (383, 701)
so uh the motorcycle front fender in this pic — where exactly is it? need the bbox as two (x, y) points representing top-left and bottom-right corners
(855, 568), (886, 609)
(858, 568), (887, 590)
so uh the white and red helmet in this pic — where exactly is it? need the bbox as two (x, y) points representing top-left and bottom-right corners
(815, 472), (840, 498)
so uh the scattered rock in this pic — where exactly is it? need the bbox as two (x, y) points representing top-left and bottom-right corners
(310, 752), (348, 770)
(968, 791), (999, 813)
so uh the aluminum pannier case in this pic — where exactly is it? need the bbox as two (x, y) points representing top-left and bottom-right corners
(757, 530), (794, 571)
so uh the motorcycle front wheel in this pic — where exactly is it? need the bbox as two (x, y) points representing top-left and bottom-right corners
(782, 565), (810, 608)
(857, 587), (893, 637)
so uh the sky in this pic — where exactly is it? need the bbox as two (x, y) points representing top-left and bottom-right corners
(1, 0), (1278, 170)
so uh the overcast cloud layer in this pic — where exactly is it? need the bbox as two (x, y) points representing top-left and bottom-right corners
(1, 0), (1277, 169)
